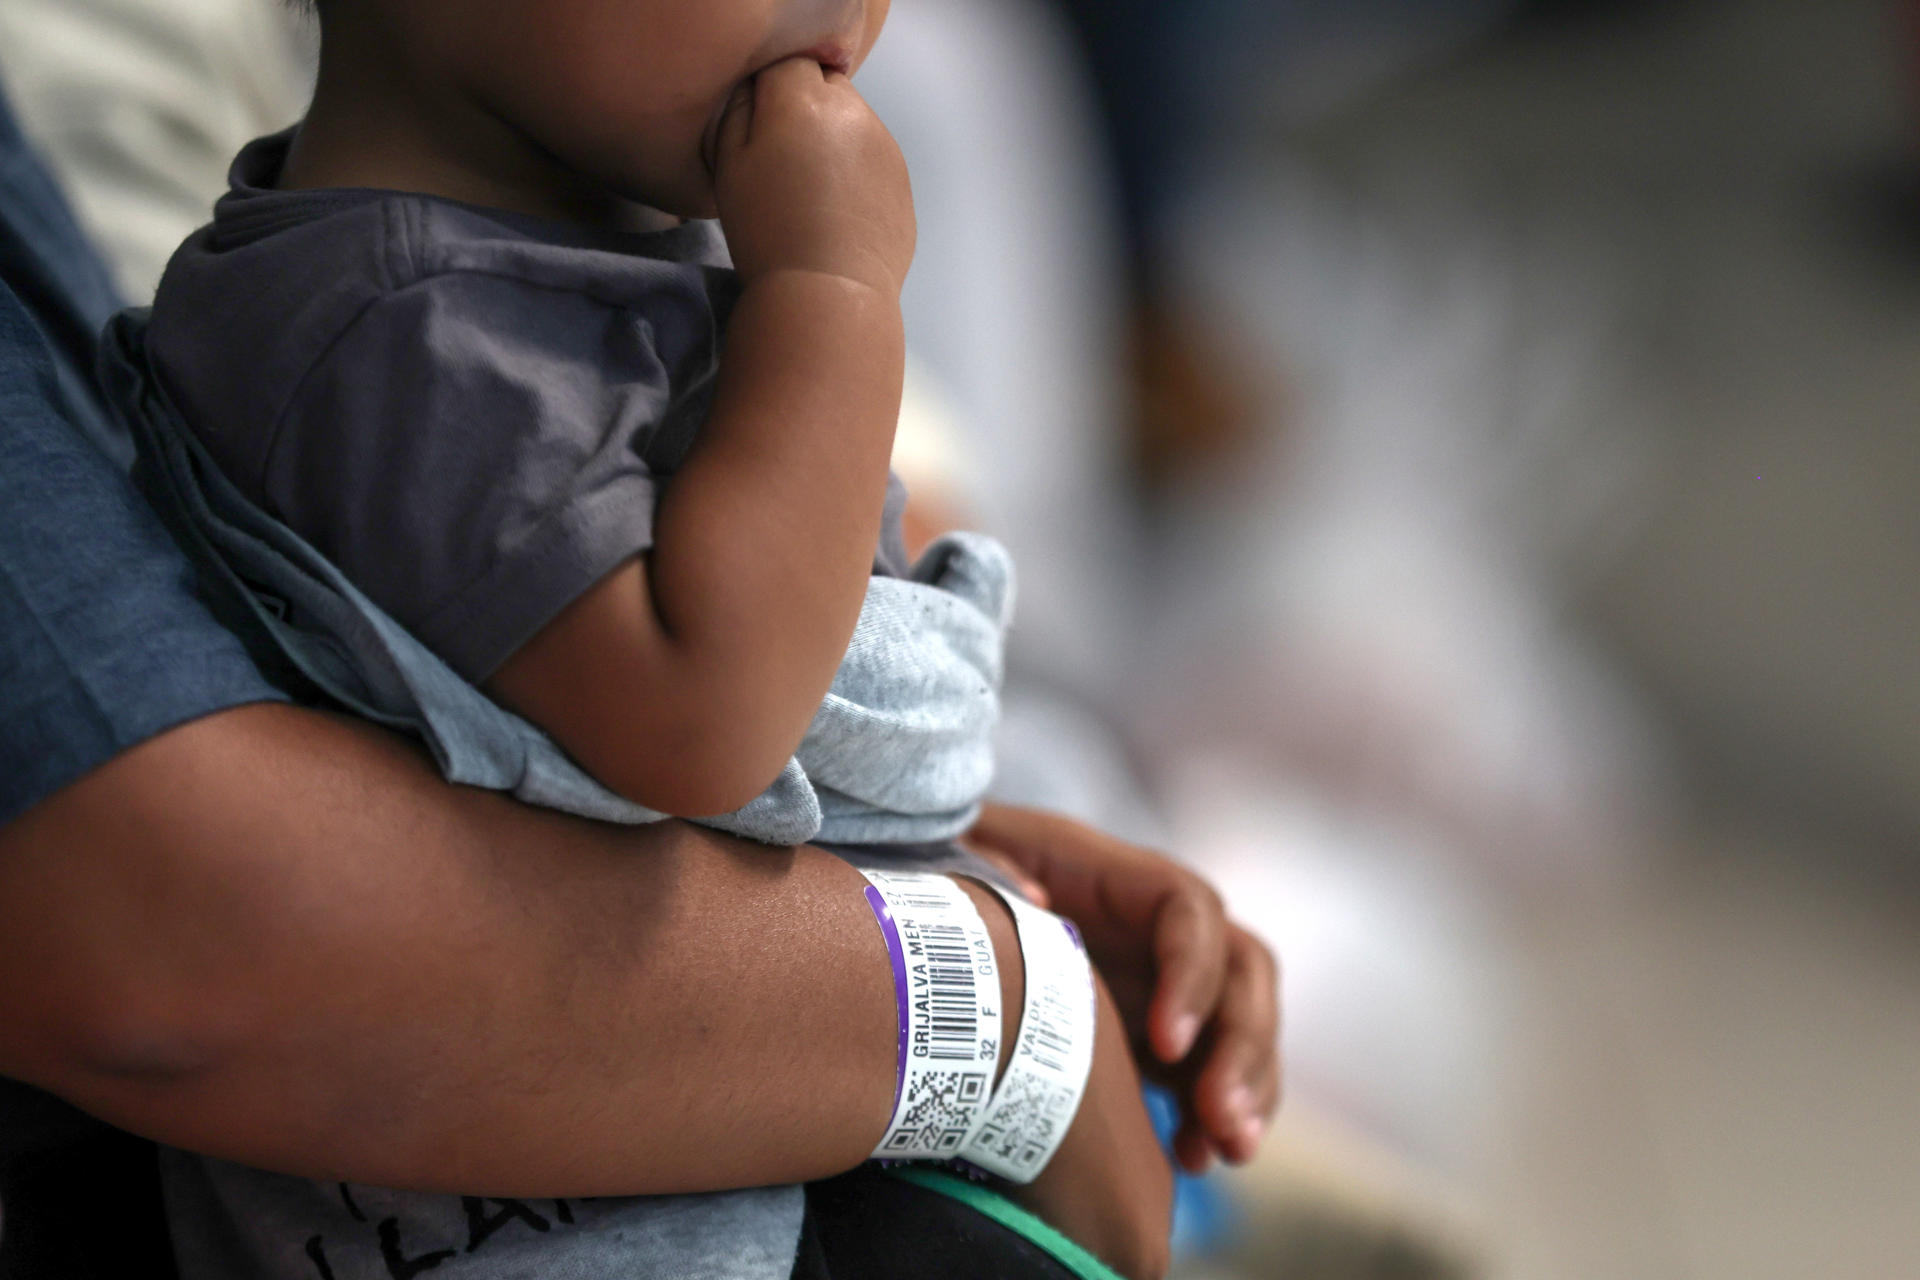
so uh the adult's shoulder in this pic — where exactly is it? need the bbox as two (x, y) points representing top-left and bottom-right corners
(0, 282), (284, 829)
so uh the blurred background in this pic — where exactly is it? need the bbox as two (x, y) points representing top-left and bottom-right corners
(4, 0), (1918, 1275)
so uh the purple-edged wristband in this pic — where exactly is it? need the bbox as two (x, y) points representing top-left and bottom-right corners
(862, 884), (911, 1113)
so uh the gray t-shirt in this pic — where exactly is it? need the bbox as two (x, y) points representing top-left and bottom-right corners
(140, 130), (934, 1280)
(150, 130), (907, 685)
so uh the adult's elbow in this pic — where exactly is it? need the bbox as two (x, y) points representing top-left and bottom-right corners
(0, 708), (323, 1109)
(0, 900), (262, 1125)
(38, 979), (238, 1092)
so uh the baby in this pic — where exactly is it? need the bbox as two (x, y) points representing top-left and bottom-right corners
(149, 0), (934, 819)
(125, 0), (1032, 1275)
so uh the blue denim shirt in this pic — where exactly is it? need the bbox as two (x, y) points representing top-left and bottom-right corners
(0, 83), (286, 1275)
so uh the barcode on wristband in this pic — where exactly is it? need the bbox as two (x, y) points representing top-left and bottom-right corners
(958, 888), (1096, 1183)
(863, 870), (1002, 1160)
(1024, 982), (1079, 1074)
(915, 921), (982, 1061)
(887, 884), (963, 914)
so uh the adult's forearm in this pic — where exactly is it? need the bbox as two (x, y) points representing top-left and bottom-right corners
(0, 702), (1017, 1196)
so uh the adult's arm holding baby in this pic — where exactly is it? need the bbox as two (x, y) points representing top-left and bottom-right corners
(0, 704), (1177, 1271)
(0, 703), (925, 1195)
(0, 703), (1177, 1278)
(488, 59), (916, 817)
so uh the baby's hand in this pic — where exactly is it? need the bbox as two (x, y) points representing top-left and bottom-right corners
(709, 57), (915, 297)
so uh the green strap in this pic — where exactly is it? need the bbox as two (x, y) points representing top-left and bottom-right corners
(880, 1165), (1125, 1280)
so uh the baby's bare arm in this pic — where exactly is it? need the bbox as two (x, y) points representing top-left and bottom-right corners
(488, 59), (914, 816)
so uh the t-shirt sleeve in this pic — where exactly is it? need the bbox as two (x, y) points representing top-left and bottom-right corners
(0, 293), (286, 828)
(261, 272), (676, 682)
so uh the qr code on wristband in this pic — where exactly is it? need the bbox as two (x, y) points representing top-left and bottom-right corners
(972, 1072), (1066, 1170)
(884, 1069), (991, 1153)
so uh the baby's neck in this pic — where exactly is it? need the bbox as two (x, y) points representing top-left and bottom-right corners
(282, 29), (673, 234)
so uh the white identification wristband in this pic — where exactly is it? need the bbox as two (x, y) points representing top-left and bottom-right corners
(959, 883), (1097, 1183)
(860, 870), (1004, 1160)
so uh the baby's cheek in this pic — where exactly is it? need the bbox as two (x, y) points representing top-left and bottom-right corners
(579, 123), (721, 218)
(577, 118), (719, 219)
(505, 61), (718, 214)
(463, 0), (752, 214)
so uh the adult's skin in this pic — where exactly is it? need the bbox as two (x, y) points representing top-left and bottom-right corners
(0, 699), (1228, 1276)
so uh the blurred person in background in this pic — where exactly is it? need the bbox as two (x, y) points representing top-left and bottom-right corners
(1021, 0), (1673, 871)
(1040, 0), (1523, 489)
